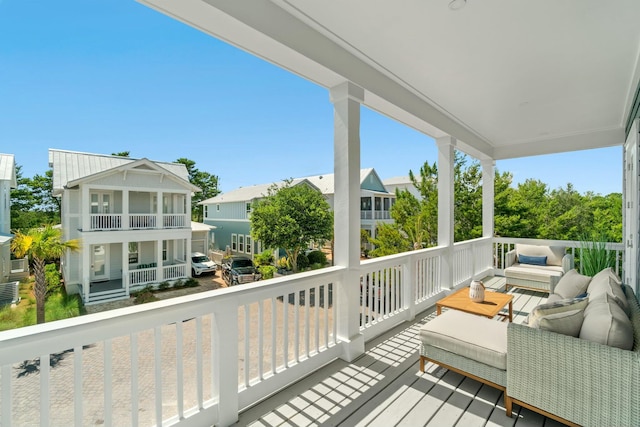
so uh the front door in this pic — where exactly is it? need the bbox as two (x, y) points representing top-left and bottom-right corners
(624, 118), (639, 293)
(91, 244), (109, 282)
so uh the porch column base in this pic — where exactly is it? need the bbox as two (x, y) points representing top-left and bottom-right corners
(339, 334), (365, 363)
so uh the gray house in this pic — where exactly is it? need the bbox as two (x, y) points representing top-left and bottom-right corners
(200, 168), (395, 256)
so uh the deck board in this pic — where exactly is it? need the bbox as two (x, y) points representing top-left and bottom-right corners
(236, 277), (550, 427)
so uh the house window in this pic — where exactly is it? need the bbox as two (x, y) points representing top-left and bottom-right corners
(204, 205), (208, 218)
(360, 197), (372, 211)
(375, 197), (382, 211)
(245, 235), (252, 254)
(231, 234), (237, 252)
(238, 235), (245, 253)
(246, 202), (252, 218)
(216, 204), (220, 212)
(162, 240), (168, 261)
(383, 198), (390, 211)
(128, 242), (139, 264)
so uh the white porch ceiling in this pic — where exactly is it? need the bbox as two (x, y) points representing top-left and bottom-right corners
(139, 0), (640, 160)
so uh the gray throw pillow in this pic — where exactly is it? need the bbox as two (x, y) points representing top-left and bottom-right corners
(528, 296), (588, 337)
(554, 269), (591, 299)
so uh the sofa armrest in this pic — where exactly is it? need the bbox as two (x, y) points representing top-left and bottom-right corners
(507, 323), (640, 426)
(504, 249), (517, 269)
(561, 253), (574, 273)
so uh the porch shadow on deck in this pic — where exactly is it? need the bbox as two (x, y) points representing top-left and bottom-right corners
(236, 276), (562, 427)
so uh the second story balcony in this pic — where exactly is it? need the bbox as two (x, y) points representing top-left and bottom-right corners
(86, 190), (189, 232)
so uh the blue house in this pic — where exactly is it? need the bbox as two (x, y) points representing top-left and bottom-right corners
(200, 168), (395, 257)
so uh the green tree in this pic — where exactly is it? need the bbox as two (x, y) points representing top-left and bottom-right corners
(175, 158), (220, 222)
(111, 151), (130, 157)
(251, 182), (333, 272)
(10, 166), (59, 230)
(10, 226), (80, 324)
(368, 223), (411, 257)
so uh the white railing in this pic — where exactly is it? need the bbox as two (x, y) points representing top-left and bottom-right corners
(90, 214), (122, 230)
(453, 237), (494, 287)
(163, 263), (187, 280)
(374, 210), (391, 220)
(493, 237), (624, 276)
(0, 267), (343, 427)
(129, 267), (157, 286)
(360, 210), (372, 220)
(163, 214), (187, 228)
(129, 214), (157, 229)
(0, 237), (497, 426)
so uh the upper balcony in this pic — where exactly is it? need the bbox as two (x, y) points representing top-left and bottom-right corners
(85, 190), (189, 231)
(0, 237), (626, 426)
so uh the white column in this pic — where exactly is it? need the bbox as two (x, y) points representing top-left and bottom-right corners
(82, 186), (90, 231)
(330, 81), (365, 362)
(122, 241), (129, 295)
(82, 244), (91, 302)
(156, 191), (162, 228)
(482, 159), (495, 239)
(437, 136), (456, 290)
(156, 240), (164, 282)
(122, 190), (129, 230)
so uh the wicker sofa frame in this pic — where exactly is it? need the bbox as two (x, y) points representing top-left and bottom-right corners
(505, 284), (640, 426)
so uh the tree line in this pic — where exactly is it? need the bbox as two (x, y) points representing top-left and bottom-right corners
(10, 155), (220, 230)
(369, 152), (622, 257)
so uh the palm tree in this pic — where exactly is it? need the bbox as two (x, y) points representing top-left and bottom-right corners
(10, 225), (80, 324)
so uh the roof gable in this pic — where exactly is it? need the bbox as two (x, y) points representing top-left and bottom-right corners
(49, 149), (197, 194)
(359, 168), (387, 192)
(199, 178), (319, 204)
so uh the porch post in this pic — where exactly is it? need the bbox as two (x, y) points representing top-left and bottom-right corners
(156, 191), (162, 228)
(82, 186), (90, 231)
(330, 81), (365, 362)
(82, 243), (91, 302)
(437, 136), (456, 290)
(122, 190), (129, 230)
(122, 241), (129, 295)
(481, 159), (495, 238)
(156, 240), (163, 282)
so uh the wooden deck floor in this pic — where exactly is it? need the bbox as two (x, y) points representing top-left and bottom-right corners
(236, 276), (563, 427)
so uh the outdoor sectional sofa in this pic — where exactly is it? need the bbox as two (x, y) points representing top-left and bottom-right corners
(504, 244), (574, 293)
(420, 267), (640, 427)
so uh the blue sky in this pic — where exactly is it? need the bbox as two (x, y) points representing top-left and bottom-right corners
(0, 0), (622, 195)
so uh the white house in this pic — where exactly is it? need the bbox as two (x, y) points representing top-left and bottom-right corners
(50, 149), (200, 304)
(0, 154), (16, 283)
(200, 168), (394, 256)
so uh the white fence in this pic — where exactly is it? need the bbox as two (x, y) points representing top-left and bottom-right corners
(129, 267), (157, 286)
(129, 214), (157, 229)
(90, 214), (122, 231)
(163, 263), (187, 280)
(0, 237), (496, 427)
(163, 214), (187, 228)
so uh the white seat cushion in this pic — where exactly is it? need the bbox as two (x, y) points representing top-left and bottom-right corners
(505, 264), (564, 282)
(420, 310), (508, 370)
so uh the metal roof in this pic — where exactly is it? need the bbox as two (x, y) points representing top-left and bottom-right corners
(49, 149), (191, 192)
(200, 168), (390, 205)
(0, 154), (16, 187)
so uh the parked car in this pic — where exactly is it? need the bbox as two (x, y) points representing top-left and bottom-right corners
(222, 255), (262, 286)
(190, 252), (217, 276)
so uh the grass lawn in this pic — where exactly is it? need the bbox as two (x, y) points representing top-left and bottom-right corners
(0, 278), (85, 332)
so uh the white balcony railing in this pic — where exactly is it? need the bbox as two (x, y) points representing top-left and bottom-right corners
(0, 237), (591, 426)
(360, 210), (391, 220)
(129, 214), (157, 229)
(90, 214), (122, 230)
(163, 214), (187, 228)
(163, 263), (187, 280)
(129, 267), (157, 286)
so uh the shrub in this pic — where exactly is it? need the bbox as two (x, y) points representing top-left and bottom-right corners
(277, 257), (290, 270)
(307, 250), (327, 266)
(310, 262), (325, 270)
(133, 289), (158, 305)
(184, 278), (199, 288)
(259, 265), (277, 279)
(173, 279), (185, 289)
(158, 281), (171, 291)
(45, 264), (62, 295)
(254, 250), (274, 266)
(296, 253), (309, 270)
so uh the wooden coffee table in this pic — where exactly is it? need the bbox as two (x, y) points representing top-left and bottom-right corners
(436, 287), (513, 322)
